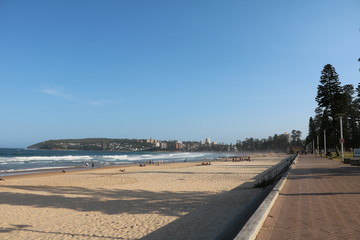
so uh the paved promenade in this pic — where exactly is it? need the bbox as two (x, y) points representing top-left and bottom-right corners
(256, 155), (360, 240)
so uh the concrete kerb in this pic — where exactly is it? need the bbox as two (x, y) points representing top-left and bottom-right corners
(233, 155), (299, 240)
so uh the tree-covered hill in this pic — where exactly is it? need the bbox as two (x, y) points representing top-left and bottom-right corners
(27, 138), (153, 151)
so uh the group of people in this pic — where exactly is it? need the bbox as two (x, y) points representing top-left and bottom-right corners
(85, 163), (95, 168)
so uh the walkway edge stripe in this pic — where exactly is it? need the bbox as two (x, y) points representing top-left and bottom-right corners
(233, 156), (298, 240)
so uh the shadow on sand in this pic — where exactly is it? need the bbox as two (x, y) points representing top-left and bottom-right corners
(0, 224), (125, 239)
(0, 162), (288, 240)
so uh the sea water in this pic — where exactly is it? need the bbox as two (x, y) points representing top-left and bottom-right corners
(0, 148), (231, 176)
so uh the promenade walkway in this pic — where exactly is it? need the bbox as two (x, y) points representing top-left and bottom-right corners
(256, 155), (360, 240)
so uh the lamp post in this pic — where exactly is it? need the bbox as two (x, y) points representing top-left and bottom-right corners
(317, 135), (320, 156)
(324, 130), (326, 157)
(339, 115), (345, 162)
(312, 139), (315, 155)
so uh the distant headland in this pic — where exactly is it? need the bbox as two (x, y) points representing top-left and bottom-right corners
(27, 138), (236, 152)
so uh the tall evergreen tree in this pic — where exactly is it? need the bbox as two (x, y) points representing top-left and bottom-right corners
(315, 64), (344, 150)
(316, 64), (344, 116)
(353, 83), (360, 147)
(291, 130), (302, 146)
(340, 84), (355, 146)
(307, 61), (360, 151)
(306, 117), (317, 146)
(309, 63), (360, 150)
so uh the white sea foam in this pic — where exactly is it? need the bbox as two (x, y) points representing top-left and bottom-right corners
(91, 152), (206, 162)
(0, 152), (212, 166)
(0, 166), (74, 173)
(0, 155), (94, 162)
(101, 155), (129, 160)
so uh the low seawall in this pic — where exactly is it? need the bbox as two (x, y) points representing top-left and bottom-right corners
(215, 154), (298, 240)
(233, 154), (298, 240)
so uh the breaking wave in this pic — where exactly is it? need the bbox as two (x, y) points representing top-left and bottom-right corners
(0, 149), (227, 175)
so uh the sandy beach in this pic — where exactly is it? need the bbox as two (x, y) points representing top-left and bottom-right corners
(0, 153), (288, 240)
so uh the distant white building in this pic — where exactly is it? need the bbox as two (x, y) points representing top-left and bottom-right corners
(205, 138), (211, 145)
(284, 132), (291, 143)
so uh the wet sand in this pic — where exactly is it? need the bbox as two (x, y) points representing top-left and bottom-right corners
(0, 153), (288, 240)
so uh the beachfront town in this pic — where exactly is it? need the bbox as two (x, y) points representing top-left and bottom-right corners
(27, 137), (237, 152)
(27, 132), (298, 153)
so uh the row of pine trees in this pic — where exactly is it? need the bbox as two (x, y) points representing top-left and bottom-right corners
(236, 130), (302, 152)
(306, 64), (360, 153)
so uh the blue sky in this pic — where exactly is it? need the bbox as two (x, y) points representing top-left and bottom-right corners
(0, 0), (359, 148)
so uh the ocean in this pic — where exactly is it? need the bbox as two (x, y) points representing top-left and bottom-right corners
(0, 148), (231, 176)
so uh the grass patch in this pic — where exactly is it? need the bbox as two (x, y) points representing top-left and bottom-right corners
(327, 151), (353, 162)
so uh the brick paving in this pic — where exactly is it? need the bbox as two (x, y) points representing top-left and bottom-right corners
(256, 155), (360, 240)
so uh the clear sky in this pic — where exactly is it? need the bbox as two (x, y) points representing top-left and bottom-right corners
(0, 0), (359, 148)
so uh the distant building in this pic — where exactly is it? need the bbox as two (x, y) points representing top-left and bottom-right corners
(160, 142), (167, 149)
(147, 138), (156, 144)
(175, 141), (183, 149)
(284, 132), (291, 143)
(205, 138), (211, 145)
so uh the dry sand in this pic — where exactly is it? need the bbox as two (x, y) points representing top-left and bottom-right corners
(0, 153), (288, 240)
